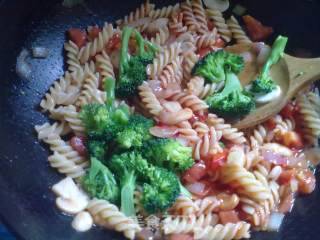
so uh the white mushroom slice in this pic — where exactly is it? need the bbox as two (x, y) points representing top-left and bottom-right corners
(52, 177), (89, 214)
(72, 211), (93, 232)
(255, 85), (281, 104)
(204, 0), (230, 12)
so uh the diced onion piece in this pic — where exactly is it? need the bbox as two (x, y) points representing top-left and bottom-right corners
(204, 0), (230, 12)
(71, 211), (93, 232)
(267, 212), (285, 232)
(232, 4), (247, 16)
(255, 85), (281, 104)
(16, 49), (31, 80)
(32, 47), (49, 58)
(255, 42), (271, 66)
(185, 182), (206, 195)
(149, 126), (178, 138)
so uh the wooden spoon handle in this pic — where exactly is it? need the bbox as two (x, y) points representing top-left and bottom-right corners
(285, 55), (320, 97)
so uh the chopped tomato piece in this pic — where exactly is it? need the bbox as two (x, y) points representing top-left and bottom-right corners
(207, 149), (228, 171)
(106, 33), (121, 53)
(183, 161), (207, 183)
(88, 26), (101, 40)
(207, 20), (215, 31)
(169, 234), (194, 240)
(214, 38), (225, 48)
(70, 136), (87, 156)
(280, 103), (295, 118)
(198, 47), (212, 58)
(243, 15), (273, 41)
(219, 210), (240, 224)
(296, 169), (316, 194)
(282, 131), (303, 149)
(278, 192), (294, 213)
(278, 169), (296, 185)
(68, 28), (87, 48)
(265, 117), (277, 130)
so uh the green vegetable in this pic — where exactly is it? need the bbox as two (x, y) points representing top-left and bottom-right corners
(87, 139), (108, 162)
(116, 27), (158, 98)
(110, 151), (180, 214)
(82, 157), (119, 203)
(192, 50), (244, 83)
(141, 167), (180, 214)
(143, 138), (194, 173)
(206, 70), (255, 118)
(250, 35), (288, 94)
(116, 115), (154, 149)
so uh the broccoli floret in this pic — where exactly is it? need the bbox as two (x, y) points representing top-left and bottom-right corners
(192, 50), (244, 83)
(141, 167), (180, 214)
(206, 70), (255, 118)
(109, 151), (150, 216)
(87, 139), (108, 161)
(116, 115), (154, 149)
(82, 157), (119, 203)
(250, 35), (288, 94)
(116, 27), (158, 98)
(143, 138), (194, 173)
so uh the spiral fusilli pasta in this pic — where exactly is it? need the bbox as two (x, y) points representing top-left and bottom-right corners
(227, 16), (251, 44)
(206, 8), (232, 42)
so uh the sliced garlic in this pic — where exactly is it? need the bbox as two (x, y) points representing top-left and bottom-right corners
(52, 177), (89, 215)
(203, 0), (230, 12)
(72, 211), (93, 232)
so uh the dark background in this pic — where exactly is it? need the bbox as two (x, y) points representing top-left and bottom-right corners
(0, 0), (320, 239)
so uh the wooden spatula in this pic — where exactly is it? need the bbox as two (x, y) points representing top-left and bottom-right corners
(233, 54), (320, 129)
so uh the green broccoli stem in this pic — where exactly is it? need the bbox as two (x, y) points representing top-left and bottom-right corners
(260, 35), (288, 79)
(104, 77), (115, 110)
(179, 181), (192, 198)
(120, 171), (136, 217)
(220, 71), (242, 96)
(119, 27), (133, 77)
(134, 29), (158, 56)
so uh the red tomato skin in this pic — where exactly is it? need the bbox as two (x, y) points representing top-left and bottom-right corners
(207, 20), (215, 31)
(207, 149), (228, 171)
(70, 136), (87, 156)
(214, 38), (225, 48)
(243, 15), (273, 41)
(198, 47), (212, 59)
(219, 210), (240, 224)
(278, 169), (296, 185)
(88, 26), (101, 40)
(68, 28), (87, 48)
(280, 103), (295, 118)
(282, 131), (304, 150)
(265, 118), (277, 130)
(106, 33), (121, 52)
(183, 161), (207, 183)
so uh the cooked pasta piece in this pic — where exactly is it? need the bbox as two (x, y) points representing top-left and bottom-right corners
(169, 12), (188, 36)
(193, 127), (223, 160)
(183, 51), (199, 81)
(162, 213), (218, 234)
(227, 16), (251, 44)
(274, 114), (295, 135)
(48, 151), (88, 178)
(307, 91), (320, 114)
(64, 40), (81, 72)
(191, 0), (208, 34)
(220, 164), (271, 202)
(170, 91), (208, 114)
(181, 0), (200, 32)
(138, 81), (164, 116)
(116, 0), (154, 26)
(159, 56), (183, 88)
(148, 3), (180, 19)
(147, 42), (181, 79)
(195, 28), (218, 49)
(296, 94), (320, 146)
(248, 124), (269, 149)
(169, 195), (199, 215)
(187, 76), (223, 99)
(207, 114), (247, 144)
(194, 196), (221, 216)
(95, 50), (115, 82)
(206, 9), (232, 42)
(78, 23), (114, 64)
(35, 121), (71, 139)
(193, 222), (251, 240)
(150, 26), (170, 46)
(87, 198), (141, 240)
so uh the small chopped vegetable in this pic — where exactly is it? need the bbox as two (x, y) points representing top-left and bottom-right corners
(243, 15), (273, 41)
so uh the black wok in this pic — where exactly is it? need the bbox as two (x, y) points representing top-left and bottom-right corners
(0, 0), (320, 239)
